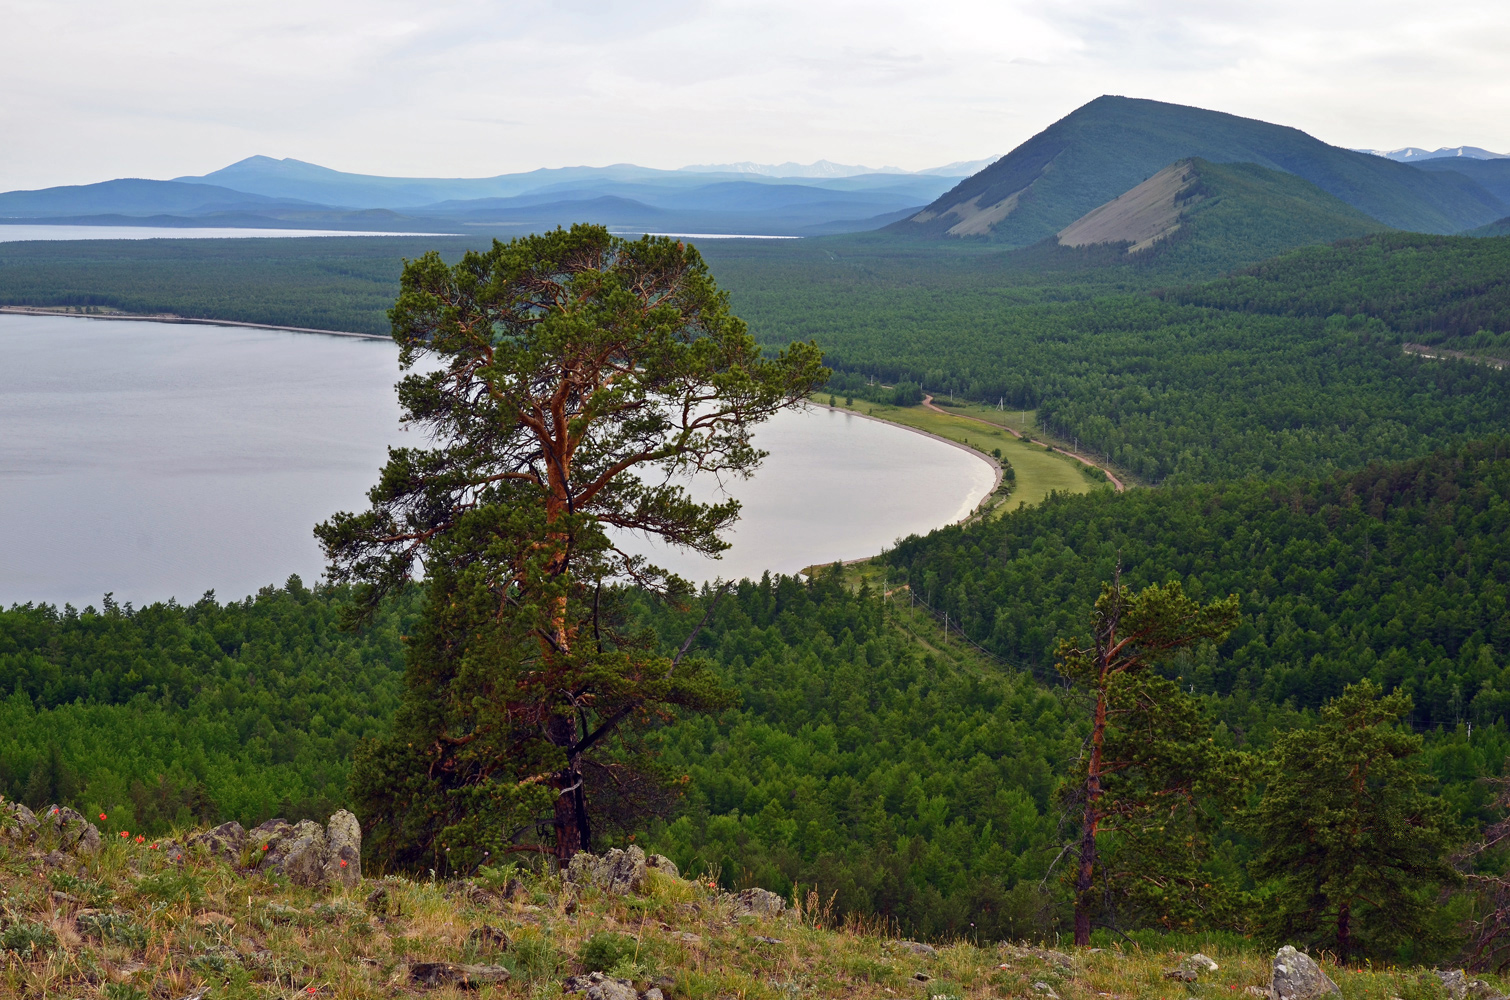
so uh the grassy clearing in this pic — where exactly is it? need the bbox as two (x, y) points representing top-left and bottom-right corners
(826, 399), (1111, 508)
(0, 833), (1494, 1000)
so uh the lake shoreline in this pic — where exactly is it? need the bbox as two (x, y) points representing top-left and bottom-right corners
(0, 305), (387, 340)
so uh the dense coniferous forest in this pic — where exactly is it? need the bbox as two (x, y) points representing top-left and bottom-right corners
(0, 579), (418, 831)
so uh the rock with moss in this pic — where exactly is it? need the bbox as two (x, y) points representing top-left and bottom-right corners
(189, 821), (247, 863)
(566, 846), (648, 895)
(0, 800), (39, 845)
(646, 853), (679, 878)
(723, 887), (786, 918)
(42, 805), (100, 855)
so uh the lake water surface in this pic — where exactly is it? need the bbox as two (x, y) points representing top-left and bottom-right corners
(0, 314), (993, 607)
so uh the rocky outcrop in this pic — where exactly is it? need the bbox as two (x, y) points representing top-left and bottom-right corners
(1, 802), (100, 857)
(235, 813), (363, 888)
(0, 801), (39, 844)
(1433, 970), (1505, 1000)
(1272, 946), (1340, 1000)
(44, 805), (101, 854)
(565, 846), (648, 895)
(645, 854), (679, 878)
(325, 809), (362, 886)
(563, 972), (638, 1000)
(189, 821), (247, 862)
(723, 887), (786, 918)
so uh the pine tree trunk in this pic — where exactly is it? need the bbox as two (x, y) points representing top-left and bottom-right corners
(1074, 681), (1110, 945)
(1338, 900), (1351, 966)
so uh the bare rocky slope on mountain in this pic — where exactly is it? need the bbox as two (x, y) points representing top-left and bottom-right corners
(887, 96), (1506, 245)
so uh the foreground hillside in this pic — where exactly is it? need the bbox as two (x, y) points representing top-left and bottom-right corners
(0, 809), (1499, 1000)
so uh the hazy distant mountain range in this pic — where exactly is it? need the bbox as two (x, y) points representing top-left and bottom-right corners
(4, 99), (1509, 247)
(0, 157), (990, 237)
(1356, 146), (1508, 162)
(674, 158), (999, 178)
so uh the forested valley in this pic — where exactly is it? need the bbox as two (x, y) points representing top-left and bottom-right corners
(8, 226), (1510, 961)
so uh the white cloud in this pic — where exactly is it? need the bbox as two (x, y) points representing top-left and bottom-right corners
(1, 0), (1507, 189)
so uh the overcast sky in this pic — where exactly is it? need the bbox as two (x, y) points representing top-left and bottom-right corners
(3, 0), (1508, 191)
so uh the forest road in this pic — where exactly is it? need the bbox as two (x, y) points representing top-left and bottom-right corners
(921, 395), (1126, 492)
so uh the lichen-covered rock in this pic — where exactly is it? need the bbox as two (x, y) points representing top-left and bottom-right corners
(1436, 971), (1471, 1000)
(251, 818), (329, 886)
(189, 821), (247, 863)
(1184, 954), (1220, 973)
(43, 805), (101, 854)
(724, 887), (786, 918)
(646, 853), (679, 878)
(0, 800), (39, 845)
(155, 840), (187, 864)
(325, 809), (361, 887)
(564, 846), (648, 895)
(1272, 946), (1340, 1000)
(280, 820), (328, 886)
(896, 940), (937, 956)
(1165, 969), (1200, 983)
(562, 972), (637, 1000)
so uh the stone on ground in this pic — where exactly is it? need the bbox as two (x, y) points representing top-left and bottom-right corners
(1272, 945), (1340, 1000)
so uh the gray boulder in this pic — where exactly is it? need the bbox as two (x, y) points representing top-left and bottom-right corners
(1438, 971), (1469, 1000)
(252, 818), (327, 886)
(325, 809), (361, 887)
(646, 853), (679, 878)
(896, 941), (938, 957)
(0, 801), (39, 845)
(562, 972), (637, 1000)
(43, 805), (101, 854)
(724, 887), (786, 918)
(565, 846), (648, 895)
(1272, 946), (1340, 1000)
(189, 821), (247, 863)
(1184, 954), (1220, 973)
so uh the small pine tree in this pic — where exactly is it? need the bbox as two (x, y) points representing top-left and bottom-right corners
(1252, 679), (1461, 963)
(1056, 576), (1240, 944)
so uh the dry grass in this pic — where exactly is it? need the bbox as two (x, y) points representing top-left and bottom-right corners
(1, 838), (1503, 1000)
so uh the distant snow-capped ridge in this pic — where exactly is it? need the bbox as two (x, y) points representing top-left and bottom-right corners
(1354, 146), (1508, 162)
(677, 157), (999, 178)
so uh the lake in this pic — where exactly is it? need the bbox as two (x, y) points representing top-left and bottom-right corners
(0, 314), (994, 608)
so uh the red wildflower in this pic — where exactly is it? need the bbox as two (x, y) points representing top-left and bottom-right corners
(99, 813), (107, 821)
(262, 844), (269, 851)
(340, 860), (347, 867)
(119, 830), (129, 838)
(135, 835), (144, 843)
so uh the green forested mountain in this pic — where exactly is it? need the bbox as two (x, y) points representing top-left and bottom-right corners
(887, 96), (1506, 243)
(1054, 157), (1389, 272)
(1413, 157), (1510, 204)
